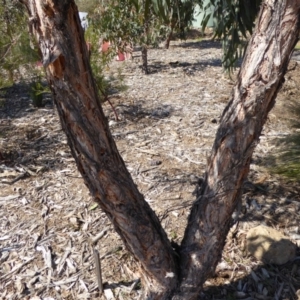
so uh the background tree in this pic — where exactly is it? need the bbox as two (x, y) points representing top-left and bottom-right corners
(86, 0), (143, 57)
(19, 0), (300, 299)
(156, 0), (196, 49)
(87, 0), (165, 73)
(199, 0), (262, 71)
(83, 0), (196, 73)
(0, 0), (39, 87)
(137, 0), (263, 70)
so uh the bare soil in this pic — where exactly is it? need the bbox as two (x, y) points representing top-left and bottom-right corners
(1, 35), (300, 300)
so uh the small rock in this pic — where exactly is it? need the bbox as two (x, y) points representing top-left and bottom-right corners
(108, 120), (117, 127)
(296, 289), (300, 300)
(246, 225), (296, 265)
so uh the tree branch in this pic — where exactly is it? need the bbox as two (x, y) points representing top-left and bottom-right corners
(175, 0), (300, 298)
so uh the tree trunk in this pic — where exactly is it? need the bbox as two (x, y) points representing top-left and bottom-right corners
(141, 45), (149, 74)
(164, 27), (174, 49)
(142, 18), (149, 74)
(173, 0), (300, 298)
(20, 0), (178, 298)
(20, 0), (300, 299)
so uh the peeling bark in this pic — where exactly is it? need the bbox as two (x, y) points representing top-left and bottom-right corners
(175, 1), (300, 298)
(21, 0), (178, 298)
(20, 0), (300, 299)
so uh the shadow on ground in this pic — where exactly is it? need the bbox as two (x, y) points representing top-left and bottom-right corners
(116, 103), (173, 121)
(178, 39), (222, 50)
(99, 242), (300, 299)
(0, 82), (53, 120)
(144, 58), (223, 74)
(201, 258), (300, 299)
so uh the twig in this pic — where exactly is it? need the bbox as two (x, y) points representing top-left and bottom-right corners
(99, 87), (119, 121)
(91, 226), (109, 244)
(0, 256), (35, 279)
(65, 174), (82, 179)
(135, 148), (159, 156)
(107, 97), (120, 121)
(1, 172), (28, 185)
(0, 244), (22, 252)
(52, 275), (79, 286)
(183, 155), (205, 165)
(0, 194), (19, 202)
(93, 248), (103, 294)
(139, 166), (159, 173)
(275, 282), (284, 300)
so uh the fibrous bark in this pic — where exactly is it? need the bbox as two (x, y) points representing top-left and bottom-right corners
(20, 0), (178, 298)
(20, 0), (300, 299)
(174, 0), (300, 298)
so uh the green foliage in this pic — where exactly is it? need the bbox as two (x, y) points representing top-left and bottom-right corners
(30, 81), (44, 108)
(151, 0), (173, 21)
(270, 101), (300, 181)
(295, 41), (300, 50)
(30, 79), (50, 108)
(272, 150), (300, 181)
(86, 0), (196, 51)
(75, 0), (100, 14)
(87, 0), (158, 51)
(0, 89), (6, 108)
(199, 0), (262, 72)
(85, 0), (165, 74)
(153, 0), (196, 37)
(84, 0), (196, 74)
(0, 0), (40, 87)
(84, 23), (128, 101)
(119, 0), (262, 71)
(173, 0), (196, 38)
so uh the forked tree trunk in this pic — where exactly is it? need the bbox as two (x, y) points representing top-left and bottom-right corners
(20, 0), (300, 299)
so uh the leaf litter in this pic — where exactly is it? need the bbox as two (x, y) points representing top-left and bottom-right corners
(1, 35), (300, 299)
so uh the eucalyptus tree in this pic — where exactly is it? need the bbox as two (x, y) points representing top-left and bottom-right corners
(198, 0), (262, 71)
(81, 0), (196, 73)
(86, 0), (146, 68)
(157, 0), (195, 49)
(87, 0), (168, 73)
(19, 0), (300, 299)
(0, 0), (39, 86)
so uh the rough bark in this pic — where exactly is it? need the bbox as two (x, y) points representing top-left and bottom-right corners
(164, 27), (173, 49)
(20, 0), (300, 299)
(20, 0), (178, 298)
(142, 19), (149, 74)
(174, 0), (300, 298)
(142, 45), (149, 74)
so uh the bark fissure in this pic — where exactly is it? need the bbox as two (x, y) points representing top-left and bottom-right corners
(23, 0), (179, 298)
(175, 1), (300, 298)
(20, 0), (300, 299)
